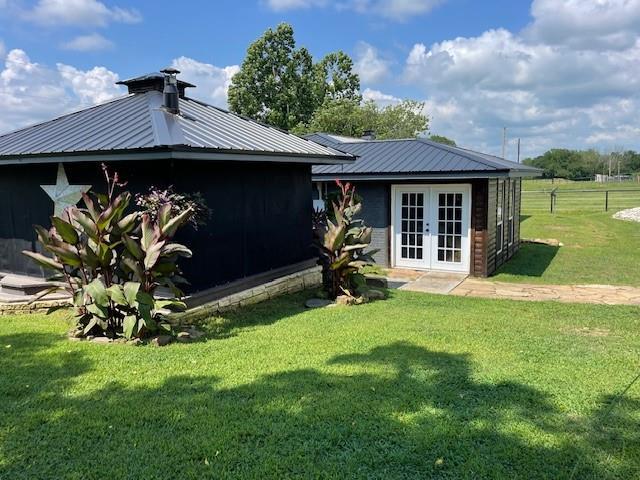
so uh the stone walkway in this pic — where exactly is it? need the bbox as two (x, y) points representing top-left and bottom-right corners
(451, 277), (640, 306)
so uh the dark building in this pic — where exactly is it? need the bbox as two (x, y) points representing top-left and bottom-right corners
(308, 133), (540, 277)
(0, 70), (353, 293)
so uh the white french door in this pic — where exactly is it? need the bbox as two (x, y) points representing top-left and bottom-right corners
(393, 185), (471, 273)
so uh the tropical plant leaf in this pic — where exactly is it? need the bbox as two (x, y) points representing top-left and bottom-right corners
(161, 243), (192, 258)
(107, 284), (128, 306)
(160, 207), (194, 238)
(86, 278), (108, 306)
(123, 282), (141, 306)
(51, 217), (79, 244)
(158, 203), (172, 230)
(21, 250), (64, 272)
(122, 234), (144, 260)
(123, 315), (137, 339)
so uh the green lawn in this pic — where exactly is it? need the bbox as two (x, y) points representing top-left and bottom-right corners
(493, 212), (640, 286)
(1, 291), (639, 479)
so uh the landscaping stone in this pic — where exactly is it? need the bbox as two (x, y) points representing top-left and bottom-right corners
(150, 335), (173, 347)
(91, 336), (112, 344)
(127, 338), (143, 346)
(364, 275), (388, 289)
(336, 295), (356, 306)
(523, 238), (564, 247)
(364, 289), (386, 301)
(613, 207), (640, 222)
(305, 298), (334, 309)
(451, 278), (640, 306)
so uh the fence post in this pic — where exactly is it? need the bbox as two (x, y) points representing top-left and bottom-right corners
(605, 191), (609, 211)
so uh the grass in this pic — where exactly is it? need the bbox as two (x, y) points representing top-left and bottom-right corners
(1, 291), (639, 479)
(493, 212), (640, 286)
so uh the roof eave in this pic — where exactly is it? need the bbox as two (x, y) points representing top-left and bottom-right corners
(312, 169), (540, 181)
(0, 145), (355, 166)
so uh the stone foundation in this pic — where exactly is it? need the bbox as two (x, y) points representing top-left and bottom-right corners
(179, 265), (322, 321)
(0, 298), (70, 315)
(0, 265), (323, 318)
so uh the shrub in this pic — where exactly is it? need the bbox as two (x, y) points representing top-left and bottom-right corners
(23, 165), (194, 339)
(315, 180), (378, 299)
(135, 185), (211, 230)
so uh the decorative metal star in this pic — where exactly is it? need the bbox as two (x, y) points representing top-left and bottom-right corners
(41, 163), (92, 217)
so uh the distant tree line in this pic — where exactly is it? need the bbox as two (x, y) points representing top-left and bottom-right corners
(523, 149), (640, 180)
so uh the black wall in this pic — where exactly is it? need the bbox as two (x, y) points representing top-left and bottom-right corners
(0, 159), (314, 291)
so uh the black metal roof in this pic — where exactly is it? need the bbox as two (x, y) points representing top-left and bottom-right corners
(0, 93), (354, 166)
(308, 132), (540, 179)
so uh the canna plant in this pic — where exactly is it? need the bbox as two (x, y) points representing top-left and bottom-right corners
(23, 164), (194, 340)
(315, 180), (378, 300)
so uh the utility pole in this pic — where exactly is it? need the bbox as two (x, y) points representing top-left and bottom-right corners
(502, 127), (507, 159)
(517, 138), (521, 163)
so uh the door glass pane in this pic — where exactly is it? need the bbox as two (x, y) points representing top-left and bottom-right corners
(399, 192), (425, 261)
(436, 192), (463, 264)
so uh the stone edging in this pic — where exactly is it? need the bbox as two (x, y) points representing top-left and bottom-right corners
(0, 298), (70, 315)
(0, 266), (323, 317)
(178, 265), (322, 322)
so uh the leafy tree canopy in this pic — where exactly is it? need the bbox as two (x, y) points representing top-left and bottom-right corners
(428, 134), (456, 146)
(294, 98), (429, 140)
(228, 23), (360, 131)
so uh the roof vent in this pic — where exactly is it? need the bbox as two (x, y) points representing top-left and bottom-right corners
(362, 130), (376, 140)
(116, 71), (195, 97)
(160, 67), (180, 114)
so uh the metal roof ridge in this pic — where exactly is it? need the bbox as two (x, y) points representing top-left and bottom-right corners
(414, 137), (509, 171)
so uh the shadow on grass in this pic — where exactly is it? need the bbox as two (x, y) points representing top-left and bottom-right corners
(196, 292), (312, 340)
(0, 335), (636, 478)
(494, 243), (560, 278)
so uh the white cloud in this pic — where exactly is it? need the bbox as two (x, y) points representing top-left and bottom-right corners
(57, 63), (121, 104)
(264, 0), (327, 10)
(347, 0), (444, 21)
(171, 56), (239, 108)
(362, 87), (400, 107)
(265, 0), (444, 20)
(0, 48), (123, 133)
(25, 0), (141, 27)
(401, 1), (640, 158)
(525, 0), (640, 50)
(61, 33), (113, 51)
(354, 42), (389, 84)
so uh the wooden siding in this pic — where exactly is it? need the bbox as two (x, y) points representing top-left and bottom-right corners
(470, 179), (489, 276)
(2, 160), (315, 292)
(488, 177), (522, 275)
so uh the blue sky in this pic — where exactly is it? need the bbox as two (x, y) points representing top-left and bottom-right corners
(1, 0), (639, 159)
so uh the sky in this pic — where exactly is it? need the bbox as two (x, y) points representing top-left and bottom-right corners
(0, 0), (639, 159)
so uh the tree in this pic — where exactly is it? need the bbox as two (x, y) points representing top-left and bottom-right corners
(295, 98), (429, 140)
(314, 51), (360, 103)
(429, 134), (456, 146)
(228, 23), (360, 131)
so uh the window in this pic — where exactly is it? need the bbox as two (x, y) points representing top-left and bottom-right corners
(508, 180), (516, 246)
(436, 192), (463, 263)
(496, 180), (505, 254)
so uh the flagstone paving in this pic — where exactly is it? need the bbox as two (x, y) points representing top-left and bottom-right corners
(451, 277), (640, 306)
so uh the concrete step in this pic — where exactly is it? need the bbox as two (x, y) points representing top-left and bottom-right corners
(0, 274), (54, 297)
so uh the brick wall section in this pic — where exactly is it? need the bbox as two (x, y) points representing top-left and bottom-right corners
(180, 266), (322, 322)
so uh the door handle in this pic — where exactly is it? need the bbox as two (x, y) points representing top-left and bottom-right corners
(424, 223), (430, 233)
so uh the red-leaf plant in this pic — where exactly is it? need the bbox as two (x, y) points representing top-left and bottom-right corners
(315, 180), (378, 299)
(23, 164), (194, 339)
